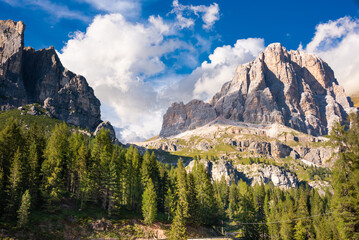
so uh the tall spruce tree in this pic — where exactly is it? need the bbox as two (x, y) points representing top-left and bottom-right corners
(330, 113), (359, 240)
(17, 189), (31, 227)
(142, 180), (157, 225)
(6, 148), (23, 216)
(169, 205), (187, 240)
(41, 123), (70, 210)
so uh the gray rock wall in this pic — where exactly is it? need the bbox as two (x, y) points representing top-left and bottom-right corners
(0, 20), (102, 131)
(160, 43), (356, 137)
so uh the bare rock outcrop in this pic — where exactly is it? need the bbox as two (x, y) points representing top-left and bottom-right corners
(94, 121), (117, 142)
(0, 20), (103, 131)
(0, 20), (27, 109)
(235, 164), (299, 189)
(186, 159), (300, 189)
(160, 43), (356, 137)
(159, 100), (216, 137)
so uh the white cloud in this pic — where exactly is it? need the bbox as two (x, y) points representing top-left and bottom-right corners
(0, 0), (90, 22)
(59, 13), (263, 143)
(171, 0), (220, 30)
(191, 38), (265, 100)
(305, 17), (359, 96)
(59, 14), (185, 142)
(79, 0), (141, 18)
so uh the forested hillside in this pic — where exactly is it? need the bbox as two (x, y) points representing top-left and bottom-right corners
(0, 114), (358, 239)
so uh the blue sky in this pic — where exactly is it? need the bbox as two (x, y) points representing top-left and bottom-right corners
(1, 0), (359, 142)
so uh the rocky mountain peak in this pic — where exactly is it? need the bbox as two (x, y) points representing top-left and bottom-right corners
(160, 43), (356, 138)
(0, 19), (109, 132)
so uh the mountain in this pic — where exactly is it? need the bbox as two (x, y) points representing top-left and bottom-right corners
(0, 20), (104, 132)
(160, 43), (356, 138)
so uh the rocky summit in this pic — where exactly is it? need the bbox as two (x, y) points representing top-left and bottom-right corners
(160, 43), (356, 137)
(0, 20), (102, 131)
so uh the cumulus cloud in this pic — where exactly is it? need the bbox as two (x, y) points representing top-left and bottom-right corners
(191, 38), (265, 100)
(171, 0), (220, 30)
(59, 14), (185, 142)
(305, 17), (359, 96)
(59, 11), (264, 143)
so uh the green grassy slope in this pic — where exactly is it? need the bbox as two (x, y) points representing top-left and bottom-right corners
(0, 104), (84, 133)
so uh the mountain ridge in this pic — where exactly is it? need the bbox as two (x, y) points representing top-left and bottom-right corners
(160, 43), (356, 138)
(0, 19), (110, 133)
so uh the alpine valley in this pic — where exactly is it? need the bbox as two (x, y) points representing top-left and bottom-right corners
(0, 19), (358, 240)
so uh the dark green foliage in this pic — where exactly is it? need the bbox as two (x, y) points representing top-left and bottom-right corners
(169, 206), (187, 240)
(41, 123), (70, 210)
(0, 114), (357, 240)
(17, 189), (31, 227)
(330, 113), (359, 240)
(142, 180), (157, 225)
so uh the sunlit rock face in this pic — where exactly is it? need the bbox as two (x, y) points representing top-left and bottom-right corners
(0, 20), (102, 131)
(161, 43), (356, 137)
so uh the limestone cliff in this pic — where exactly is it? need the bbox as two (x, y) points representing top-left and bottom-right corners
(160, 43), (356, 137)
(0, 20), (102, 131)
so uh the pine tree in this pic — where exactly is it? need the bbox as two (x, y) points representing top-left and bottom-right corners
(6, 148), (23, 216)
(142, 180), (157, 225)
(330, 113), (359, 240)
(187, 172), (199, 225)
(192, 162), (216, 225)
(77, 143), (91, 209)
(253, 184), (268, 239)
(41, 123), (70, 210)
(27, 142), (40, 204)
(280, 194), (295, 240)
(0, 119), (25, 216)
(164, 187), (176, 221)
(294, 186), (311, 240)
(228, 181), (239, 219)
(175, 159), (189, 220)
(169, 205), (187, 240)
(17, 189), (31, 227)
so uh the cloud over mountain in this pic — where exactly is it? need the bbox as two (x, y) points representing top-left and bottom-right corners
(305, 16), (359, 96)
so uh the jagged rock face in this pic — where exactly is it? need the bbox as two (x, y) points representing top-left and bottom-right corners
(235, 164), (299, 189)
(0, 20), (102, 130)
(211, 43), (355, 136)
(185, 159), (299, 189)
(94, 121), (117, 142)
(0, 20), (27, 109)
(186, 159), (239, 185)
(160, 43), (356, 137)
(159, 99), (216, 137)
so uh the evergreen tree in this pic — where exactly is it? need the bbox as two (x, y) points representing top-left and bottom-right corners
(41, 123), (70, 209)
(142, 180), (157, 225)
(330, 113), (359, 240)
(6, 148), (23, 216)
(175, 159), (189, 220)
(228, 181), (239, 219)
(169, 205), (187, 240)
(27, 142), (40, 204)
(253, 184), (268, 239)
(17, 189), (31, 227)
(187, 172), (199, 225)
(164, 187), (176, 221)
(280, 194), (295, 240)
(192, 162), (216, 225)
(0, 119), (25, 216)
